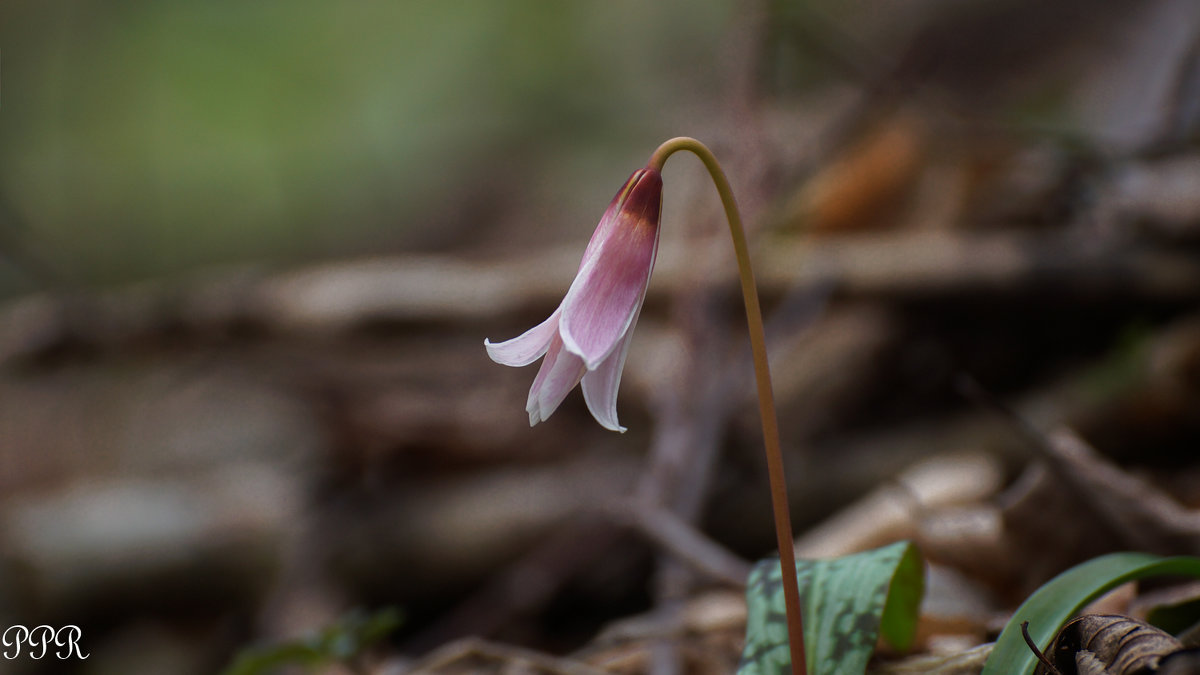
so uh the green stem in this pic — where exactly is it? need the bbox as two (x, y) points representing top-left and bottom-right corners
(648, 137), (807, 675)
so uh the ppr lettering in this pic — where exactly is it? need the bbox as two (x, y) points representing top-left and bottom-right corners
(2, 625), (89, 660)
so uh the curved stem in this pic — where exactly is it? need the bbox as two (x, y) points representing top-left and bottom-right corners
(648, 137), (807, 675)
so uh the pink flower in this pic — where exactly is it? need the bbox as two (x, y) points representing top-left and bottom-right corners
(485, 168), (663, 432)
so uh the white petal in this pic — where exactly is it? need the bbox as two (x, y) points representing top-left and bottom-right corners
(524, 334), (586, 426)
(485, 308), (562, 367)
(581, 313), (639, 433)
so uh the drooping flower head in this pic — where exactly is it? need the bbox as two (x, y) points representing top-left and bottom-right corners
(485, 167), (663, 432)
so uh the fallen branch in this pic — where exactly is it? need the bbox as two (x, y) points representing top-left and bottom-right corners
(4, 229), (1198, 364)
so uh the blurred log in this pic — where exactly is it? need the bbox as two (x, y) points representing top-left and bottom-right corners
(792, 452), (1003, 559)
(1, 462), (296, 616)
(324, 452), (642, 602)
(1106, 156), (1200, 238)
(755, 229), (1200, 300)
(3, 228), (1198, 365)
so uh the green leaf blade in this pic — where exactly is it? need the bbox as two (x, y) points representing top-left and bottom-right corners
(879, 542), (923, 652)
(982, 553), (1200, 675)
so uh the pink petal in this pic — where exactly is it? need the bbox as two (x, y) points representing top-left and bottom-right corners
(525, 333), (586, 426)
(575, 168), (657, 271)
(577, 177), (630, 263)
(580, 313), (640, 433)
(484, 308), (562, 367)
(560, 170), (661, 369)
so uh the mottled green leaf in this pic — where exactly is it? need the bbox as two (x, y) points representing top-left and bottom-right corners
(222, 607), (402, 675)
(739, 541), (924, 675)
(982, 553), (1200, 675)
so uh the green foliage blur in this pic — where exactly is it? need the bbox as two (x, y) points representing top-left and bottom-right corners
(0, 1), (726, 295)
(222, 607), (402, 675)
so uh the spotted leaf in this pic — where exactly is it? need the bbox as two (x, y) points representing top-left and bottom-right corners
(739, 541), (924, 675)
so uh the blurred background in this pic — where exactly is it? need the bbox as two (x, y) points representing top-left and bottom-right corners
(1, 0), (1199, 673)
